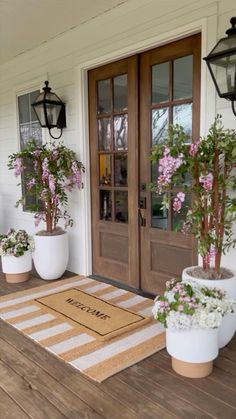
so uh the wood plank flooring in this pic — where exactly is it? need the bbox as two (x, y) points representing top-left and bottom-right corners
(0, 272), (235, 419)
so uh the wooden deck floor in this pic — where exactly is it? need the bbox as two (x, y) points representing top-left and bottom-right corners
(0, 273), (235, 419)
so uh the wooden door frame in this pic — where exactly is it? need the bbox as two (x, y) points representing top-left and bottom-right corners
(76, 19), (214, 277)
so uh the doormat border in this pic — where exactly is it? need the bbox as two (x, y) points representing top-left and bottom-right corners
(36, 287), (149, 339)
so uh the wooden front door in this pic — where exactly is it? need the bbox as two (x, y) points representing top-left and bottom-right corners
(89, 34), (200, 294)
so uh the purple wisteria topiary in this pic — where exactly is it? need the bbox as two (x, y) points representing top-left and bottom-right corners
(8, 140), (85, 234)
(151, 116), (236, 276)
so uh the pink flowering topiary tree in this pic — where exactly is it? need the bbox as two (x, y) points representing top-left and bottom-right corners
(151, 116), (236, 276)
(8, 140), (85, 234)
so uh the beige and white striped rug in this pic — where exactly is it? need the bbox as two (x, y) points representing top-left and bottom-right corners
(0, 276), (165, 382)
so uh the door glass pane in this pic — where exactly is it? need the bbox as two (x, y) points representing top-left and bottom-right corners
(174, 55), (193, 99)
(115, 191), (128, 223)
(114, 153), (128, 186)
(98, 118), (112, 151)
(99, 154), (112, 186)
(100, 190), (112, 221)
(152, 108), (169, 145)
(173, 104), (192, 138)
(114, 75), (128, 112)
(97, 79), (111, 114)
(18, 94), (30, 123)
(151, 194), (168, 230)
(114, 115), (128, 150)
(172, 193), (191, 232)
(152, 62), (169, 104)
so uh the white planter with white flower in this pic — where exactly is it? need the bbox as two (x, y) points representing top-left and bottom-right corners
(153, 278), (234, 378)
(0, 229), (33, 283)
(182, 267), (236, 348)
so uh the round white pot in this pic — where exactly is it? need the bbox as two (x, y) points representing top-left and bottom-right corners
(182, 266), (236, 348)
(1, 251), (32, 283)
(166, 327), (219, 378)
(33, 232), (69, 280)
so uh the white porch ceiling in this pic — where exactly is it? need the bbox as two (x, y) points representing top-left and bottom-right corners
(0, 0), (128, 65)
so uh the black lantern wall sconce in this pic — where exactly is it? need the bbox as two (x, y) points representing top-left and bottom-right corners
(31, 81), (66, 139)
(204, 17), (236, 116)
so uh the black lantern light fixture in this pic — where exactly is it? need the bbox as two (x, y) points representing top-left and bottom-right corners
(32, 81), (66, 139)
(204, 17), (236, 116)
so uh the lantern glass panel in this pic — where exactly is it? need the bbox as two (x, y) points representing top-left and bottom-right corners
(34, 92), (45, 103)
(211, 35), (236, 54)
(33, 104), (46, 127)
(209, 52), (236, 97)
(46, 103), (62, 127)
(45, 92), (61, 102)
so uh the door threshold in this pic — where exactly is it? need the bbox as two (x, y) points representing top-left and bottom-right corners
(89, 274), (155, 300)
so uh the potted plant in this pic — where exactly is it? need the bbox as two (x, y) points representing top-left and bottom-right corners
(151, 116), (236, 347)
(0, 228), (34, 283)
(152, 278), (234, 378)
(8, 140), (85, 280)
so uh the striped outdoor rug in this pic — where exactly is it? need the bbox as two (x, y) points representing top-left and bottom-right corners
(0, 276), (165, 382)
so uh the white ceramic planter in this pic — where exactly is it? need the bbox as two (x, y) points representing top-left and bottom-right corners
(33, 232), (69, 280)
(1, 251), (32, 283)
(182, 266), (236, 348)
(166, 327), (219, 378)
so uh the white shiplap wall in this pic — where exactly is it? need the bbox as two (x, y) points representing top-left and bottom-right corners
(0, 0), (236, 275)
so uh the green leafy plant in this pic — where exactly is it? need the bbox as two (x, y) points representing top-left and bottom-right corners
(8, 140), (85, 234)
(151, 116), (236, 275)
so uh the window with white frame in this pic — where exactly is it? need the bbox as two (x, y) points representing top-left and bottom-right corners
(17, 90), (43, 211)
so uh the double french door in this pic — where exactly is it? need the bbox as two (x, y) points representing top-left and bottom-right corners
(89, 34), (200, 294)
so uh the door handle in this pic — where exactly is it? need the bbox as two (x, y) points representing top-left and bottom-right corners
(138, 208), (146, 226)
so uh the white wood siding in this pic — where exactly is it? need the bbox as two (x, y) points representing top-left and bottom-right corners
(0, 0), (236, 274)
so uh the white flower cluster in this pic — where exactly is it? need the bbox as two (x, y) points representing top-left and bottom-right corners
(166, 312), (192, 330)
(192, 309), (222, 329)
(200, 295), (235, 316)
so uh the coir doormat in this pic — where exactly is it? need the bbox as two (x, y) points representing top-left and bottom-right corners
(36, 288), (150, 340)
(0, 276), (165, 382)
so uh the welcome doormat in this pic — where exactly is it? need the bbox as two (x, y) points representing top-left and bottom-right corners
(0, 276), (165, 382)
(37, 288), (149, 341)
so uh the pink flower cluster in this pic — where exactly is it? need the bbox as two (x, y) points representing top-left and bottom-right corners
(157, 300), (170, 314)
(42, 158), (49, 181)
(199, 173), (213, 192)
(173, 192), (185, 213)
(48, 174), (56, 195)
(157, 147), (183, 193)
(71, 160), (82, 188)
(27, 178), (36, 189)
(189, 139), (200, 157)
(13, 157), (24, 177)
(203, 246), (216, 265)
(171, 282), (199, 311)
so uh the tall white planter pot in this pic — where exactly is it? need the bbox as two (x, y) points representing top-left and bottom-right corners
(33, 232), (69, 280)
(166, 328), (219, 378)
(1, 251), (32, 283)
(182, 267), (236, 348)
